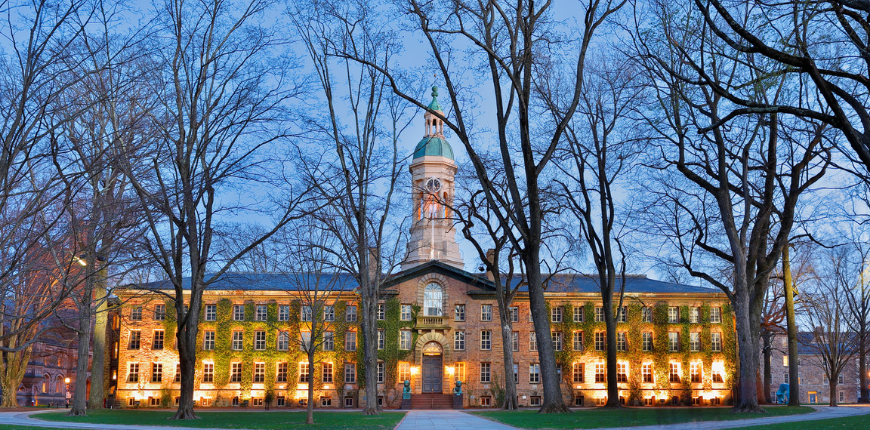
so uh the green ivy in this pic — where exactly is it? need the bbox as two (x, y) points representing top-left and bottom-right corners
(551, 299), (733, 406)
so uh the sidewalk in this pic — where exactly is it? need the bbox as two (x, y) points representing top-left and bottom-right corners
(593, 405), (870, 430)
(397, 410), (516, 430)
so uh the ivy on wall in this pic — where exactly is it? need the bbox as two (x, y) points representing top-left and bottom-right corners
(551, 299), (735, 406)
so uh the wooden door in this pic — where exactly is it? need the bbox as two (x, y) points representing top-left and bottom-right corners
(421, 355), (443, 393)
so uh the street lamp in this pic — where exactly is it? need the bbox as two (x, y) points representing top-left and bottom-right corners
(64, 378), (70, 408)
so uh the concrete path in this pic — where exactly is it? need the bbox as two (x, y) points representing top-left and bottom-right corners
(0, 410), (223, 430)
(397, 410), (515, 430)
(595, 405), (870, 430)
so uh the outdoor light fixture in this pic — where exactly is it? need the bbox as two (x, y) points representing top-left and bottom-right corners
(446, 366), (455, 375)
(64, 378), (70, 384)
(410, 366), (420, 375)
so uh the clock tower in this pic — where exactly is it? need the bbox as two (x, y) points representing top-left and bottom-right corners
(401, 87), (464, 271)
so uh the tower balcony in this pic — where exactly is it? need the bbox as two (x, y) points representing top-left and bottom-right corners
(416, 315), (451, 330)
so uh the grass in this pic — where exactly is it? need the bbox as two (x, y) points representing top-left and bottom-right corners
(471, 406), (815, 429)
(34, 409), (406, 429)
(729, 413), (870, 429)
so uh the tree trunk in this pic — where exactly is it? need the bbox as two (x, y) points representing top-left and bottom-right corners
(783, 245), (800, 407)
(69, 306), (92, 416)
(829, 381), (837, 407)
(0, 347), (28, 408)
(860, 342), (868, 403)
(603, 296), (620, 408)
(732, 291), (764, 412)
(362, 292), (379, 415)
(88, 266), (108, 410)
(526, 252), (570, 413)
(306, 352), (314, 424)
(171, 303), (199, 420)
(762, 333), (772, 403)
(500, 319), (518, 409)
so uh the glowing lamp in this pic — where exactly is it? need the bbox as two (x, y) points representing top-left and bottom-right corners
(410, 366), (420, 375)
(446, 366), (455, 375)
(64, 378), (70, 384)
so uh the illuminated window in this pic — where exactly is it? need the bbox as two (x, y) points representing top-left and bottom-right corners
(617, 363), (628, 382)
(231, 363), (242, 382)
(573, 362), (584, 383)
(128, 363), (139, 382)
(322, 362), (333, 383)
(573, 331), (584, 351)
(398, 362), (410, 382)
(202, 363), (214, 383)
(690, 362), (701, 383)
(253, 362), (265, 383)
(299, 363), (309, 383)
(642, 363), (653, 383)
(669, 363), (680, 382)
(595, 363), (605, 382)
(152, 362), (163, 383)
(276, 362), (287, 383)
(454, 362), (466, 382)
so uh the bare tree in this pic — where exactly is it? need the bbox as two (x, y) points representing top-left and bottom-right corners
(800, 247), (859, 406)
(290, 0), (412, 415)
(119, 0), (313, 419)
(338, 0), (627, 412)
(679, 0), (870, 177)
(552, 55), (643, 407)
(634, 0), (833, 411)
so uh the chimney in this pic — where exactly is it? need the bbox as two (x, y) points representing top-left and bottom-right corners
(367, 247), (381, 280)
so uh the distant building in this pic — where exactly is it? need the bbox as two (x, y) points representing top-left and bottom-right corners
(110, 89), (737, 409)
(763, 332), (860, 404)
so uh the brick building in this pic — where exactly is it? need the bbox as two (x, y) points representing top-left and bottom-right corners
(764, 332), (861, 404)
(110, 90), (736, 409)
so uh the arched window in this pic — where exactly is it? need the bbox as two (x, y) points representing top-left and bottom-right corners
(42, 374), (49, 393)
(55, 376), (64, 395)
(424, 283), (443, 316)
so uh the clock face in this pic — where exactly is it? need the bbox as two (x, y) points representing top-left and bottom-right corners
(426, 178), (442, 193)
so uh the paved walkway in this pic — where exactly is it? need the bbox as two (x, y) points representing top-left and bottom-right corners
(397, 410), (515, 430)
(596, 405), (870, 430)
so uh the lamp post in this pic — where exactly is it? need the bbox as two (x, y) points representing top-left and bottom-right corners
(64, 378), (70, 408)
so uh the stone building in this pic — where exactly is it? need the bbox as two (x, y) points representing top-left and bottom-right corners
(764, 332), (861, 404)
(110, 90), (736, 409)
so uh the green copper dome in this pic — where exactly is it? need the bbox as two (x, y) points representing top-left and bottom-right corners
(413, 136), (454, 159)
(428, 86), (441, 111)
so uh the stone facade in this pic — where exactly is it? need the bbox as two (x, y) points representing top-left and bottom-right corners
(763, 333), (861, 404)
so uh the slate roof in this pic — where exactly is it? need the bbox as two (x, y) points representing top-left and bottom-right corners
(131, 261), (719, 296)
(136, 272), (359, 292)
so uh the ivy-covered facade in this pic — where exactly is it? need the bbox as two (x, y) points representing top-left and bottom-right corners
(110, 265), (734, 409)
(109, 95), (735, 409)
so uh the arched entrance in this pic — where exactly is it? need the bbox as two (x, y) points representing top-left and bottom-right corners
(421, 341), (443, 393)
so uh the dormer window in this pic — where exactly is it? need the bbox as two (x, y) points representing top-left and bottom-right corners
(424, 283), (443, 316)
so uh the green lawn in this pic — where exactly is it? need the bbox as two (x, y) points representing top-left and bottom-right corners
(729, 413), (870, 429)
(471, 406), (815, 429)
(35, 409), (406, 429)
